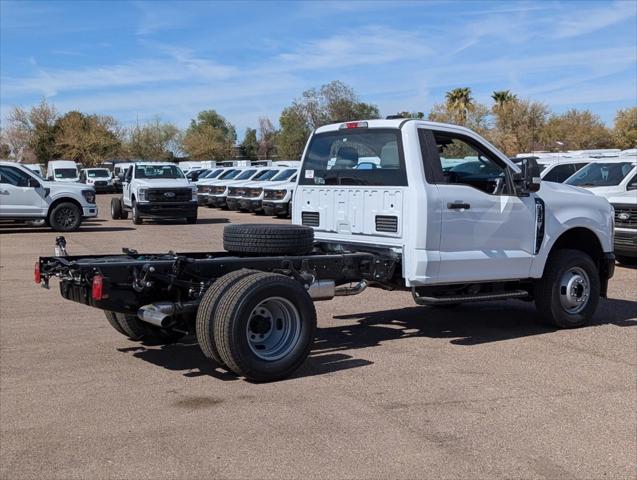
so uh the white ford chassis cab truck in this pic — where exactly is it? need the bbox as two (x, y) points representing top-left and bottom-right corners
(37, 120), (615, 382)
(110, 162), (198, 224)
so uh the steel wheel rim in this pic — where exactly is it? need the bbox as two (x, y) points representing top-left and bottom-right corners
(54, 207), (77, 228)
(559, 266), (590, 314)
(246, 296), (301, 361)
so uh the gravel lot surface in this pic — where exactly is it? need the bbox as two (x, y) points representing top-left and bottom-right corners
(1, 194), (636, 479)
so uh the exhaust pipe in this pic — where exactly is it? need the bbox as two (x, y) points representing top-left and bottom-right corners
(335, 280), (367, 297)
(137, 301), (198, 328)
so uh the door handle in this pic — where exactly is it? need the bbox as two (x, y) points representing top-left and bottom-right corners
(0, 189), (9, 195)
(447, 201), (470, 210)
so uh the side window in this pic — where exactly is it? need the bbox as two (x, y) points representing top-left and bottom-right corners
(543, 164), (576, 183)
(0, 166), (32, 187)
(431, 131), (509, 195)
(125, 167), (133, 182)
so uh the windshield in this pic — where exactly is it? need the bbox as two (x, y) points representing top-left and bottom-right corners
(300, 129), (407, 186)
(220, 169), (241, 180)
(204, 169), (223, 178)
(252, 169), (280, 181)
(272, 168), (297, 181)
(135, 164), (184, 179)
(54, 168), (78, 179)
(236, 169), (257, 180)
(565, 162), (634, 187)
(87, 169), (110, 178)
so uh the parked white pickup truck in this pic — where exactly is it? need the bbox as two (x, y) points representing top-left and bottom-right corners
(1, 161), (97, 231)
(37, 119), (615, 382)
(110, 162), (198, 224)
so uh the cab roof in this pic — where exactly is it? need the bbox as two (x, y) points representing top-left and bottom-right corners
(313, 118), (481, 136)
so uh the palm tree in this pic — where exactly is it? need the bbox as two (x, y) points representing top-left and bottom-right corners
(491, 90), (518, 108)
(445, 87), (474, 124)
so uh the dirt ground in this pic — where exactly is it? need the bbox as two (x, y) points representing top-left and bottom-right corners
(1, 194), (636, 479)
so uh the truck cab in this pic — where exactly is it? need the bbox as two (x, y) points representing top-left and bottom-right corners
(47, 160), (80, 183)
(293, 119), (613, 288)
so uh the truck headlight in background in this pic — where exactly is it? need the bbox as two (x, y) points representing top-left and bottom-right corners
(138, 188), (148, 202)
(212, 186), (226, 195)
(81, 189), (96, 204)
(264, 189), (287, 200)
(248, 188), (263, 198)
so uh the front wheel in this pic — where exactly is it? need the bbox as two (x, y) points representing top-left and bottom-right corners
(48, 202), (82, 232)
(213, 272), (317, 382)
(534, 249), (600, 328)
(131, 200), (142, 225)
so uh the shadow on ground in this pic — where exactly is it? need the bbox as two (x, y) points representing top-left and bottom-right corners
(117, 297), (636, 382)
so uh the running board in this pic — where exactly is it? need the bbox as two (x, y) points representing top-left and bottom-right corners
(412, 288), (529, 306)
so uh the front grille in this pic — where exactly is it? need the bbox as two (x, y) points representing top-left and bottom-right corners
(615, 232), (637, 248)
(147, 188), (192, 202)
(302, 211), (319, 227)
(94, 181), (107, 187)
(247, 188), (262, 198)
(375, 215), (398, 233)
(613, 203), (637, 229)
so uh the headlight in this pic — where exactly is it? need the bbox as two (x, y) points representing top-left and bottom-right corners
(265, 189), (287, 200)
(81, 189), (96, 204)
(138, 188), (148, 202)
(213, 186), (226, 195)
(191, 186), (197, 201)
(249, 188), (263, 198)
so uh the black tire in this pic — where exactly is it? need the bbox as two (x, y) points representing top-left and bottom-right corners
(110, 197), (122, 220)
(104, 310), (127, 336)
(186, 215), (197, 224)
(223, 224), (314, 256)
(196, 269), (260, 365)
(214, 272), (317, 382)
(616, 255), (637, 266)
(121, 210), (129, 220)
(534, 249), (600, 328)
(131, 200), (142, 225)
(48, 202), (82, 232)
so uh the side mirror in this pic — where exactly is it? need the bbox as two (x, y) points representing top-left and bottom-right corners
(27, 178), (40, 188)
(191, 172), (199, 182)
(627, 183), (637, 191)
(514, 157), (541, 194)
(47, 176), (53, 181)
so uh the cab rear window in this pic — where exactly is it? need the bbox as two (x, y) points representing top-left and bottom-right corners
(300, 129), (407, 186)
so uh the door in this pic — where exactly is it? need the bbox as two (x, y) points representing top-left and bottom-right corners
(423, 129), (537, 283)
(0, 165), (47, 216)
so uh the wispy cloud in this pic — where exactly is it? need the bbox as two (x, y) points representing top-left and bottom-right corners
(553, 0), (637, 38)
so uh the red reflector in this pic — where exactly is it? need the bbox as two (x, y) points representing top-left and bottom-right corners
(92, 275), (104, 300)
(34, 262), (41, 284)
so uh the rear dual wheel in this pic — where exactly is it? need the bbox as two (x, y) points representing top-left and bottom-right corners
(196, 271), (316, 382)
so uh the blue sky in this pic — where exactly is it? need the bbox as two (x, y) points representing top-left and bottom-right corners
(1, 0), (636, 136)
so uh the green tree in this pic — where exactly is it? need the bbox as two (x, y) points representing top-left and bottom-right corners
(539, 109), (613, 151)
(444, 87), (474, 124)
(276, 106), (311, 160)
(125, 118), (181, 160)
(5, 99), (58, 164)
(491, 90), (518, 108)
(275, 80), (379, 159)
(489, 99), (550, 155)
(181, 109), (236, 160)
(240, 128), (258, 160)
(613, 107), (637, 149)
(53, 111), (122, 166)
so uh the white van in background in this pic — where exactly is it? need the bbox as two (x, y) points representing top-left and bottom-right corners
(47, 160), (79, 183)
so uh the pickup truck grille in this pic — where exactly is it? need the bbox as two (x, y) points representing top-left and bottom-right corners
(94, 181), (107, 187)
(613, 204), (637, 229)
(147, 188), (192, 202)
(301, 211), (320, 227)
(375, 215), (398, 233)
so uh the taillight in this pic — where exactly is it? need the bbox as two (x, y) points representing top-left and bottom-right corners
(34, 262), (41, 284)
(92, 274), (104, 300)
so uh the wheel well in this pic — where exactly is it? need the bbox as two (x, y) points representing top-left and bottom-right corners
(48, 197), (83, 218)
(547, 227), (607, 293)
